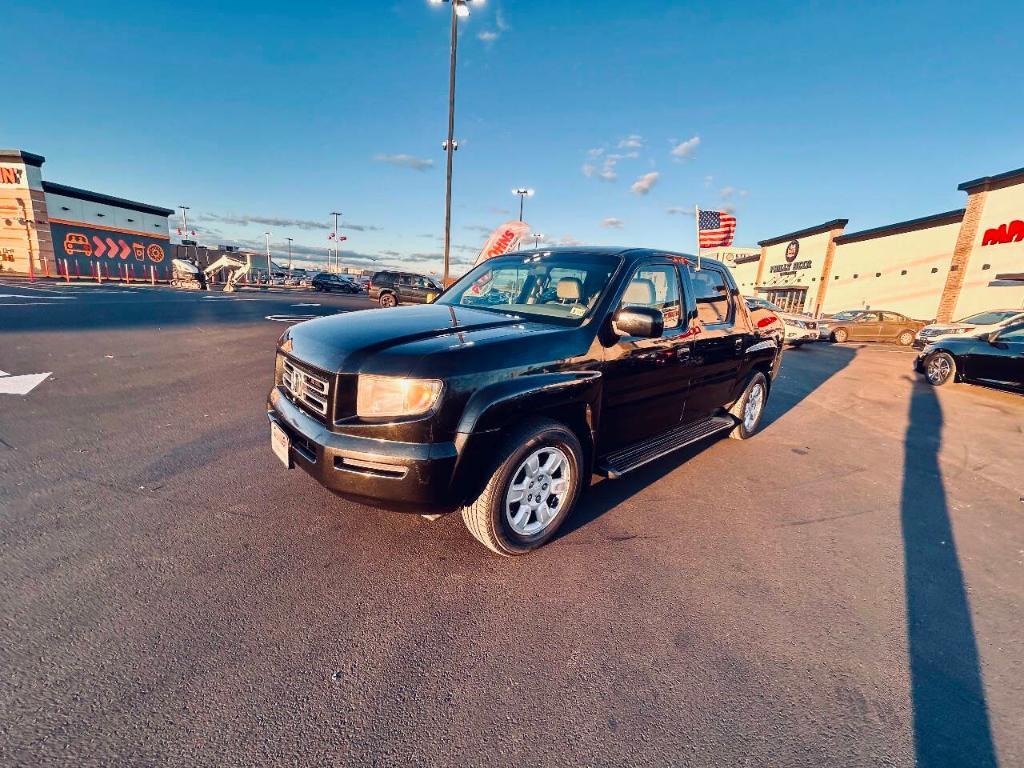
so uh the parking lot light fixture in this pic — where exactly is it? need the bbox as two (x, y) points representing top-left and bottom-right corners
(513, 188), (534, 222)
(531, 233), (544, 249)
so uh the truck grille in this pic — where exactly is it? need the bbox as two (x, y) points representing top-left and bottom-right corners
(281, 357), (331, 418)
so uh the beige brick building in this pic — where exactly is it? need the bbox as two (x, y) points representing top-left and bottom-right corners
(726, 166), (1024, 320)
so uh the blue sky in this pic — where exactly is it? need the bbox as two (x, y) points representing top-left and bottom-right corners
(6, 0), (1023, 273)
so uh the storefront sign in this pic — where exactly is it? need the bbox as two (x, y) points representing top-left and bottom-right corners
(982, 220), (1024, 246)
(48, 220), (170, 275)
(0, 167), (24, 185)
(770, 259), (812, 274)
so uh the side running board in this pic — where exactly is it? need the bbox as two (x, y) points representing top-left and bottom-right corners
(597, 415), (735, 479)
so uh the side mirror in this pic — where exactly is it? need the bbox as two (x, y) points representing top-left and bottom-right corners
(612, 306), (664, 338)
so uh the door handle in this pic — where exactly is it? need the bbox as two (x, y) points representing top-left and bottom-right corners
(734, 338), (744, 352)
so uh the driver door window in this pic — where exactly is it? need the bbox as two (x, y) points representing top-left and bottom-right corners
(620, 264), (682, 329)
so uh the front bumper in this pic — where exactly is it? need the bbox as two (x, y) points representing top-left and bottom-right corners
(268, 387), (470, 513)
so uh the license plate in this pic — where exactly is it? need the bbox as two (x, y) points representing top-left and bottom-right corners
(271, 422), (292, 468)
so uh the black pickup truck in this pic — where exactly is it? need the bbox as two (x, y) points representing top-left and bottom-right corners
(268, 247), (782, 555)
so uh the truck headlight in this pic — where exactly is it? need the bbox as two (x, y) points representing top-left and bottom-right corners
(356, 375), (443, 418)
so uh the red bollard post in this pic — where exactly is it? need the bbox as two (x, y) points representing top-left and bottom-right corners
(28, 254), (35, 282)
(63, 259), (70, 284)
(96, 261), (102, 284)
(150, 265), (155, 286)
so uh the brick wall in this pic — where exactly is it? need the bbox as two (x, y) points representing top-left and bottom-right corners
(936, 190), (987, 322)
(812, 226), (845, 316)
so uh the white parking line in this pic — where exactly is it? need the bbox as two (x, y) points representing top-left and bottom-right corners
(0, 282), (67, 294)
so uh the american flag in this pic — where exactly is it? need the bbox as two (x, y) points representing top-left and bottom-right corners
(698, 209), (736, 248)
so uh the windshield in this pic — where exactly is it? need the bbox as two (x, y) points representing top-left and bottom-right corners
(437, 251), (620, 325)
(957, 310), (1020, 325)
(831, 310), (864, 321)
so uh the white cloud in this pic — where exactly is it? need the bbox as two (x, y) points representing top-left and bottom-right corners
(374, 153), (434, 171)
(581, 163), (596, 178)
(496, 8), (509, 31)
(667, 206), (694, 216)
(587, 147), (604, 157)
(477, 30), (499, 43)
(719, 186), (736, 199)
(704, 175), (714, 188)
(618, 134), (644, 149)
(630, 171), (660, 195)
(602, 217), (624, 229)
(671, 136), (701, 160)
(559, 235), (583, 246)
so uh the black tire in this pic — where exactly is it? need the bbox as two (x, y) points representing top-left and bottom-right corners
(896, 330), (914, 346)
(790, 341), (804, 348)
(728, 371), (769, 440)
(460, 418), (584, 556)
(832, 328), (849, 343)
(379, 292), (397, 308)
(923, 351), (956, 386)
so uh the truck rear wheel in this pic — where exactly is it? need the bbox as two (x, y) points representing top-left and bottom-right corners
(728, 372), (769, 440)
(460, 418), (583, 556)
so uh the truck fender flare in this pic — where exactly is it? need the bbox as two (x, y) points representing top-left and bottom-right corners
(448, 371), (602, 505)
(455, 371), (602, 436)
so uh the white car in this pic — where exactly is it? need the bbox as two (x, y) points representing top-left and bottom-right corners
(914, 308), (1024, 349)
(744, 296), (819, 347)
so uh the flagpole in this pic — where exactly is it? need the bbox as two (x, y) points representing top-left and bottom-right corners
(694, 204), (701, 271)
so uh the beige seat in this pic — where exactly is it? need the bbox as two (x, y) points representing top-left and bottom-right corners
(550, 277), (583, 304)
(623, 278), (656, 306)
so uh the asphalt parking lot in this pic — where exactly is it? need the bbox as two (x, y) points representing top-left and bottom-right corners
(1, 280), (1022, 767)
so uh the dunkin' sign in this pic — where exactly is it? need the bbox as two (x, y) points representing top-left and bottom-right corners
(474, 220), (531, 265)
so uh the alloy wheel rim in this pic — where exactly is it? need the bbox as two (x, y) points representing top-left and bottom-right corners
(927, 356), (951, 383)
(744, 383), (764, 431)
(505, 446), (572, 536)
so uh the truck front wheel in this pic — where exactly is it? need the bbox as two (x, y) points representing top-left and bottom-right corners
(460, 418), (584, 555)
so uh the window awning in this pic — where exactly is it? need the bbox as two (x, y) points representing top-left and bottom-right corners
(994, 272), (1024, 282)
(756, 285), (810, 292)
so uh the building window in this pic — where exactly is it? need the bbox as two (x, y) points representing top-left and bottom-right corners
(875, 272), (881, 277)
(931, 267), (939, 273)
(853, 273), (859, 279)
(901, 270), (907, 276)
(982, 264), (991, 270)
(834, 275), (840, 280)
(126, 218), (135, 223)
(950, 265), (958, 271)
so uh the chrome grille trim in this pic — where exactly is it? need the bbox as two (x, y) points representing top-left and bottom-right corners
(281, 358), (330, 417)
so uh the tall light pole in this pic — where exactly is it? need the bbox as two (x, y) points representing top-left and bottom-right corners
(531, 233), (544, 249)
(178, 205), (191, 262)
(430, 0), (484, 285)
(330, 211), (342, 273)
(513, 188), (534, 221)
(286, 237), (293, 273)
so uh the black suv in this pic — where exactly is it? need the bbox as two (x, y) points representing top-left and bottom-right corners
(311, 273), (361, 293)
(269, 247), (782, 555)
(369, 270), (443, 307)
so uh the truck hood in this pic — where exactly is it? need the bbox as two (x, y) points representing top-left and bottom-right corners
(280, 303), (562, 375)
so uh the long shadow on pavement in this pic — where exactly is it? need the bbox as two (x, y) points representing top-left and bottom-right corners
(901, 381), (997, 766)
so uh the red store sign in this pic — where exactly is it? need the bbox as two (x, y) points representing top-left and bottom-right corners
(982, 219), (1024, 246)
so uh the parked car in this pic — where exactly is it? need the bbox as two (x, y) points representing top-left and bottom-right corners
(268, 247), (783, 555)
(744, 296), (817, 347)
(368, 271), (443, 307)
(819, 310), (926, 345)
(915, 322), (1024, 390)
(311, 273), (362, 293)
(914, 308), (1024, 349)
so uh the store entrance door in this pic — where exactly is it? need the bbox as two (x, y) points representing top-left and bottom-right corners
(762, 287), (808, 314)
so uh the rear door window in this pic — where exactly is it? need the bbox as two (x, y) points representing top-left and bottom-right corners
(688, 266), (733, 325)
